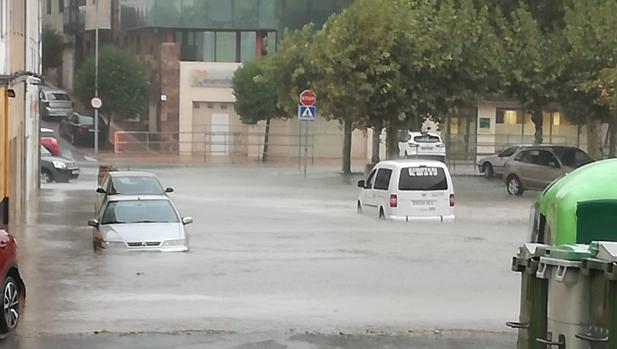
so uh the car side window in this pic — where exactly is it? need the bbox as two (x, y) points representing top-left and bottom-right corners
(366, 170), (377, 189)
(373, 169), (393, 191)
(500, 146), (517, 157)
(517, 150), (539, 164)
(536, 150), (559, 168)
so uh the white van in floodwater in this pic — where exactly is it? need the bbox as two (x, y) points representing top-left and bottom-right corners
(357, 160), (455, 222)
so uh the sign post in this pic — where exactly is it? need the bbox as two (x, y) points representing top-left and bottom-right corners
(298, 90), (317, 178)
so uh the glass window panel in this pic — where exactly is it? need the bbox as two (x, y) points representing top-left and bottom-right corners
(266, 31), (277, 54)
(215, 32), (237, 62)
(258, 0), (277, 29)
(199, 31), (215, 61)
(233, 1), (258, 29)
(208, 0), (232, 27)
(241, 32), (256, 62)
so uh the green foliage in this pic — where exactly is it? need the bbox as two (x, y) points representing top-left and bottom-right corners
(42, 26), (63, 71)
(74, 46), (149, 120)
(232, 57), (282, 124)
(270, 25), (318, 117)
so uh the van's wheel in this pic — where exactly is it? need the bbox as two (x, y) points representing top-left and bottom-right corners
(379, 208), (386, 220)
(41, 169), (53, 184)
(483, 163), (494, 179)
(357, 201), (362, 214)
(507, 176), (524, 196)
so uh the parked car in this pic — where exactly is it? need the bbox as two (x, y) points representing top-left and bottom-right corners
(39, 88), (73, 120)
(59, 112), (107, 146)
(40, 145), (80, 183)
(398, 132), (446, 162)
(95, 171), (174, 214)
(40, 127), (61, 156)
(503, 145), (594, 196)
(357, 159), (455, 222)
(477, 144), (532, 179)
(89, 195), (192, 252)
(0, 225), (25, 335)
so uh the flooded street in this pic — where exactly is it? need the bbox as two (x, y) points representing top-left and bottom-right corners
(2, 165), (533, 347)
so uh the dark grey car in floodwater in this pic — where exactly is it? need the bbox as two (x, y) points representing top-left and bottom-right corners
(40, 146), (80, 183)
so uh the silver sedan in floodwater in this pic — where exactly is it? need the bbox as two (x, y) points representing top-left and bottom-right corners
(88, 195), (192, 252)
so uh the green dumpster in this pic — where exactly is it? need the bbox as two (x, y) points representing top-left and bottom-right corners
(508, 243), (549, 349)
(536, 245), (593, 349)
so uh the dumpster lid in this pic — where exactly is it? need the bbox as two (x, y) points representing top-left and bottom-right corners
(517, 243), (548, 259)
(544, 244), (592, 261)
(590, 241), (617, 261)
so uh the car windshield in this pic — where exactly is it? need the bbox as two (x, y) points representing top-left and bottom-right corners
(46, 93), (71, 101)
(110, 176), (164, 195)
(40, 145), (51, 156)
(413, 135), (441, 143)
(77, 115), (94, 125)
(101, 200), (179, 224)
(399, 167), (448, 190)
(552, 148), (593, 168)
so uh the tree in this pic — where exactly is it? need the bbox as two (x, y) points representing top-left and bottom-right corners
(232, 57), (283, 162)
(563, 0), (617, 158)
(42, 27), (63, 72)
(493, 6), (567, 144)
(74, 46), (149, 121)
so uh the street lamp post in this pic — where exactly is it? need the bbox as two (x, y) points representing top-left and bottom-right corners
(94, 0), (99, 154)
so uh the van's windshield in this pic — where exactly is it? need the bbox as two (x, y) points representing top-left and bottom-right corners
(399, 167), (448, 191)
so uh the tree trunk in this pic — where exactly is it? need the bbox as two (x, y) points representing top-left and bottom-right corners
(531, 109), (543, 145)
(587, 115), (602, 160)
(386, 123), (399, 159)
(609, 114), (617, 158)
(371, 125), (381, 163)
(262, 118), (271, 162)
(342, 120), (352, 175)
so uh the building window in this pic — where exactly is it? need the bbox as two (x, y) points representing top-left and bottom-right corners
(47, 0), (52, 14)
(59, 0), (64, 13)
(496, 109), (523, 125)
(215, 32), (236, 62)
(240, 32), (256, 62)
(221, 103), (227, 110)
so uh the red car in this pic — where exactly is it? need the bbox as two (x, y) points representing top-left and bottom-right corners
(0, 225), (25, 335)
(40, 128), (61, 156)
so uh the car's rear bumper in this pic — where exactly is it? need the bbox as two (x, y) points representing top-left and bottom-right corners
(389, 214), (455, 222)
(44, 108), (72, 118)
(52, 168), (80, 182)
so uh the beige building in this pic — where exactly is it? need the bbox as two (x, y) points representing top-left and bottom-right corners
(0, 0), (42, 226)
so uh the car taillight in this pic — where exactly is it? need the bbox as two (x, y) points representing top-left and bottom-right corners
(389, 194), (398, 208)
(450, 194), (455, 207)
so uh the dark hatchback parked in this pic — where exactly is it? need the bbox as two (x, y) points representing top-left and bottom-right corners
(40, 146), (80, 183)
(59, 112), (107, 146)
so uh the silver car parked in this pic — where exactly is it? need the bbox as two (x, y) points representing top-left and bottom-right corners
(477, 144), (531, 179)
(503, 145), (593, 196)
(88, 195), (192, 252)
(39, 88), (73, 119)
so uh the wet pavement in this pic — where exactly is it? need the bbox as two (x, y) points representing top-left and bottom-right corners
(6, 163), (535, 347)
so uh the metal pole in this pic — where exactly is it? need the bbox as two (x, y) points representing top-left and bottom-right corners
(94, 1), (100, 154)
(298, 120), (302, 170)
(304, 122), (308, 178)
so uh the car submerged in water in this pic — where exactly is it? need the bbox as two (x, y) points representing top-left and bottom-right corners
(528, 159), (617, 245)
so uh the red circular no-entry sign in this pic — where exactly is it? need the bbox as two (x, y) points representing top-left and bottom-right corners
(299, 90), (316, 106)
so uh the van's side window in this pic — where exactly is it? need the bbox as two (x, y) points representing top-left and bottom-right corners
(374, 169), (392, 191)
(366, 170), (377, 189)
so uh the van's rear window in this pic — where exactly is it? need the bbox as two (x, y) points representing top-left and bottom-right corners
(399, 167), (448, 191)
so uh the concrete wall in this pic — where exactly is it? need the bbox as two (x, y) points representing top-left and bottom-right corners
(42, 0), (64, 32)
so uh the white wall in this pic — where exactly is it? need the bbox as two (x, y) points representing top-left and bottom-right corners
(0, 0), (7, 74)
(24, 0), (41, 201)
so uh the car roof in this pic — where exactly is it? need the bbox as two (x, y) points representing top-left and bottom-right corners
(520, 145), (581, 151)
(109, 171), (158, 178)
(106, 195), (169, 202)
(42, 89), (69, 94)
(377, 159), (448, 168)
